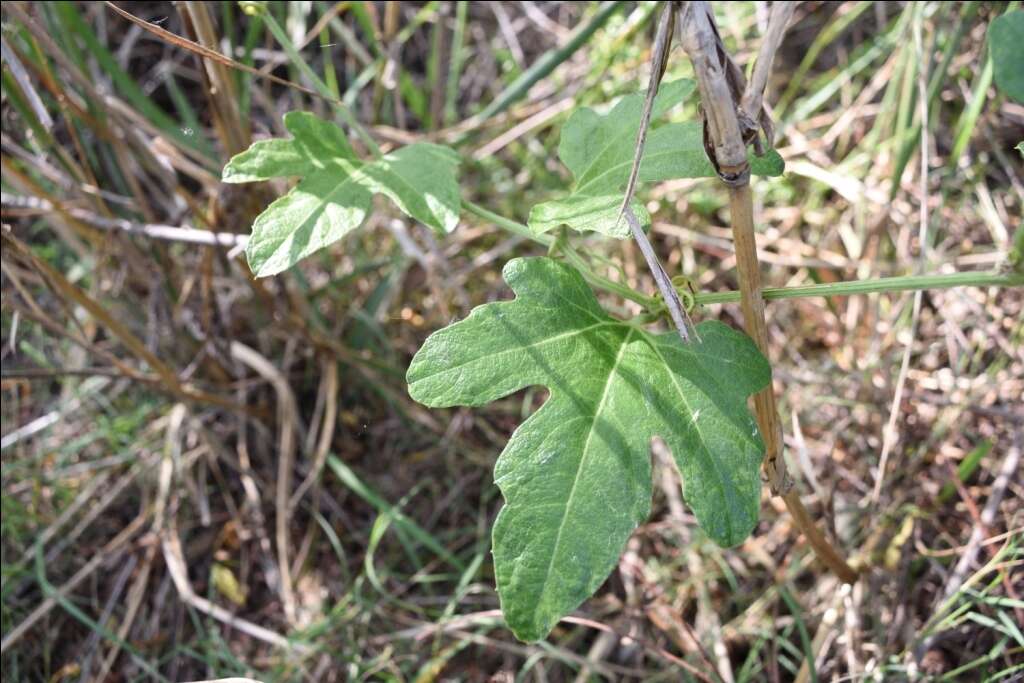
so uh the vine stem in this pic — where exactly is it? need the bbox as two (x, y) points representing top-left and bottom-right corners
(680, 1), (859, 584)
(463, 200), (657, 307)
(464, 201), (1022, 310)
(695, 270), (1022, 304)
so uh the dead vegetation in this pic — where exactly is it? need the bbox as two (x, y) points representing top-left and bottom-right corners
(1, 2), (1021, 681)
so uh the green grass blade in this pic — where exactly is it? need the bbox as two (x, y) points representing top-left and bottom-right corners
(444, 0), (469, 127)
(472, 1), (627, 124)
(776, 0), (874, 117)
(949, 2), (1019, 165)
(937, 439), (993, 504)
(54, 1), (213, 161)
(327, 455), (466, 571)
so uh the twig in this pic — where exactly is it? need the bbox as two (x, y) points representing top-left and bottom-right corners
(935, 442), (1022, 609)
(2, 193), (247, 251)
(3, 231), (256, 416)
(473, 97), (574, 160)
(616, 3), (705, 343)
(0, 375), (109, 450)
(624, 207), (697, 343)
(795, 582), (850, 683)
(75, 555), (136, 680)
(88, 407), (185, 679)
(178, 2), (248, 156)
(1, 366), (137, 380)
(678, 0), (857, 584)
(915, 440), (1022, 661)
(103, 2), (338, 109)
(289, 356), (339, 512)
(161, 526), (308, 653)
(618, 1), (677, 220)
(739, 2), (796, 146)
(562, 615), (717, 683)
(4, 2), (210, 187)
(573, 630), (620, 683)
(490, 2), (525, 68)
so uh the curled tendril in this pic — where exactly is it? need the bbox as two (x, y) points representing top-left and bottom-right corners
(671, 275), (697, 313)
(649, 275), (698, 317)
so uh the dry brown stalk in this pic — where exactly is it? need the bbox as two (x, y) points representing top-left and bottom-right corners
(679, 1), (858, 584)
(230, 341), (303, 627)
(179, 2), (249, 156)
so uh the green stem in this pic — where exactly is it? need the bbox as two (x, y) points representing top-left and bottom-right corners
(695, 270), (1023, 305)
(463, 199), (550, 244)
(464, 200), (1023, 309)
(463, 200), (654, 307)
(562, 244), (656, 307)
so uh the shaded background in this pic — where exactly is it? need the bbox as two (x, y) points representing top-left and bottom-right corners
(1, 1), (1021, 681)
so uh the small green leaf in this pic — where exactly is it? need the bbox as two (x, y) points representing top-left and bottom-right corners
(528, 80), (785, 238)
(223, 112), (460, 277)
(990, 11), (1024, 104)
(407, 257), (769, 642)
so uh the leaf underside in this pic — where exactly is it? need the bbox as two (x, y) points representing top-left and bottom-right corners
(528, 79), (786, 239)
(407, 257), (770, 642)
(222, 112), (461, 277)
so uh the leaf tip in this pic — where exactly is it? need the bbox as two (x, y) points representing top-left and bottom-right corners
(219, 162), (247, 184)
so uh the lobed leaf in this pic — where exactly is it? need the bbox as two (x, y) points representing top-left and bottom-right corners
(407, 257), (770, 642)
(528, 80), (785, 238)
(223, 112), (460, 277)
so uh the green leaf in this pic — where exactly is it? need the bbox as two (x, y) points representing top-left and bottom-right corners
(528, 80), (785, 238)
(990, 11), (1024, 104)
(407, 257), (769, 642)
(223, 112), (460, 277)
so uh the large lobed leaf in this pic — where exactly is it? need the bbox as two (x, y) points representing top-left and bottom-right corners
(223, 112), (460, 277)
(407, 257), (770, 642)
(528, 80), (785, 239)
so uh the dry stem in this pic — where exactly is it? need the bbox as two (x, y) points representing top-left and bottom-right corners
(680, 1), (857, 584)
